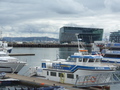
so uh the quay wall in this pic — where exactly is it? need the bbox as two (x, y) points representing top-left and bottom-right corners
(8, 43), (92, 48)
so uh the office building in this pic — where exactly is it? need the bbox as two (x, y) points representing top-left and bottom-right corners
(59, 26), (103, 43)
(109, 30), (120, 43)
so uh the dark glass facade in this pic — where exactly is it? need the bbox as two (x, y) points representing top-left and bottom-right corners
(109, 30), (120, 43)
(59, 26), (103, 43)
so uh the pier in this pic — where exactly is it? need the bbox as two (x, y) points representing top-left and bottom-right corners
(5, 73), (106, 90)
(9, 53), (35, 56)
(5, 71), (120, 89)
(8, 43), (92, 48)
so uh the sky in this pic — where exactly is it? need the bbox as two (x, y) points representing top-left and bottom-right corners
(0, 0), (120, 39)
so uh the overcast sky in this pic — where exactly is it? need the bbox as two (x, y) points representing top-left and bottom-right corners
(0, 0), (120, 39)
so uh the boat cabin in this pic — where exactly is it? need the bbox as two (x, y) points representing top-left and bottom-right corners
(67, 55), (102, 63)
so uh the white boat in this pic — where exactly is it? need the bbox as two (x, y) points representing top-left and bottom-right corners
(0, 56), (26, 73)
(29, 51), (117, 85)
(0, 48), (26, 73)
(101, 43), (120, 64)
(0, 41), (13, 53)
(0, 39), (26, 73)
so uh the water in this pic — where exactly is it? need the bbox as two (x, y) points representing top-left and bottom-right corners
(12, 47), (78, 75)
(1, 47), (119, 89)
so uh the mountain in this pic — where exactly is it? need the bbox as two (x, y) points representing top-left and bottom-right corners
(3, 37), (59, 42)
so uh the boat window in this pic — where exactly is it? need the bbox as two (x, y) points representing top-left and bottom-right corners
(95, 59), (100, 62)
(47, 71), (49, 76)
(76, 75), (79, 79)
(67, 57), (76, 62)
(42, 63), (46, 68)
(89, 59), (94, 62)
(0, 54), (7, 56)
(104, 54), (120, 58)
(83, 52), (89, 55)
(67, 74), (74, 79)
(50, 72), (56, 76)
(83, 58), (87, 62)
(78, 58), (82, 62)
(58, 73), (64, 77)
(0, 60), (7, 62)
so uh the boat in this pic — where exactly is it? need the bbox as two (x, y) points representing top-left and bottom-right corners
(27, 86), (65, 90)
(0, 41), (13, 53)
(90, 42), (120, 65)
(0, 46), (26, 73)
(0, 55), (26, 73)
(0, 39), (26, 73)
(101, 43), (120, 64)
(29, 50), (117, 85)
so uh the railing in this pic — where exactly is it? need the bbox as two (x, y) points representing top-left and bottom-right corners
(74, 71), (120, 88)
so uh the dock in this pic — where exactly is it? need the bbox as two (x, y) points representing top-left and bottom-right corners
(9, 53), (35, 56)
(5, 73), (104, 90)
(8, 43), (92, 48)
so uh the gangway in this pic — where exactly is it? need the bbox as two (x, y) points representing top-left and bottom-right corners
(74, 71), (120, 88)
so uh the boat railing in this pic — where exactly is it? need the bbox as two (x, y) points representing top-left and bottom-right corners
(74, 71), (120, 88)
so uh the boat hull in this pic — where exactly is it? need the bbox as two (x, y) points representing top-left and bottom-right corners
(32, 67), (115, 85)
(0, 62), (26, 73)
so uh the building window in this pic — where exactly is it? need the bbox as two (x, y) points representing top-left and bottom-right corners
(50, 72), (56, 76)
(67, 74), (74, 79)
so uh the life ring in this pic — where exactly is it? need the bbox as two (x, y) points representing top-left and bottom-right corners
(90, 76), (96, 82)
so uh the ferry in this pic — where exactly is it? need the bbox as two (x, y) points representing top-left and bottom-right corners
(91, 42), (120, 64)
(30, 51), (117, 85)
(101, 43), (120, 64)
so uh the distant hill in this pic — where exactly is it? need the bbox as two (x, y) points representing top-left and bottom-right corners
(3, 37), (59, 42)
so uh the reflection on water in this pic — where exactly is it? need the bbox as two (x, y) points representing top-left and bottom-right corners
(59, 47), (78, 59)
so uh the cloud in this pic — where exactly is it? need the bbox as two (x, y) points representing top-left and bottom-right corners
(104, 0), (120, 12)
(75, 0), (105, 11)
(0, 0), (120, 39)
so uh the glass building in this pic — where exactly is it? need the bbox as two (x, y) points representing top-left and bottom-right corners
(109, 30), (120, 43)
(59, 26), (103, 43)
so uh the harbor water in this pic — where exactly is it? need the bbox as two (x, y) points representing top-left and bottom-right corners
(1, 47), (120, 89)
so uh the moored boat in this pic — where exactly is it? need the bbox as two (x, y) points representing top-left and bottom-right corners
(101, 43), (120, 64)
(0, 56), (26, 73)
(29, 51), (117, 85)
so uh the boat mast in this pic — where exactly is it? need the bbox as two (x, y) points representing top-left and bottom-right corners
(75, 33), (80, 52)
(0, 30), (2, 41)
(75, 33), (84, 52)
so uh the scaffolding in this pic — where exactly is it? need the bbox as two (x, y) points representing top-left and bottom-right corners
(74, 71), (120, 88)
